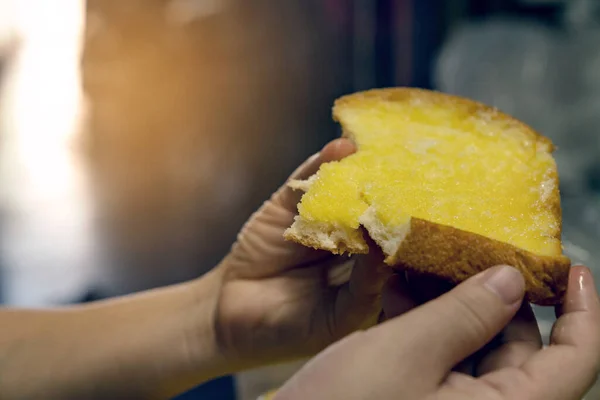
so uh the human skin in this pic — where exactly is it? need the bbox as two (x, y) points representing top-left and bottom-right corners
(0, 139), (391, 399)
(274, 265), (600, 400)
(1, 139), (597, 400)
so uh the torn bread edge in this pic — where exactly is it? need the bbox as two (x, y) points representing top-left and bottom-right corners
(283, 177), (572, 306)
(284, 177), (414, 263)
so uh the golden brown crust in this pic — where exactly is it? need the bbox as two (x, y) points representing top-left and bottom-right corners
(389, 218), (570, 306)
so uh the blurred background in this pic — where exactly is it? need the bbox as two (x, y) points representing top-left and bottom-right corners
(1, 0), (600, 398)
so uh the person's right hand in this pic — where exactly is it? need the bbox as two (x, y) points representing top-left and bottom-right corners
(274, 265), (600, 400)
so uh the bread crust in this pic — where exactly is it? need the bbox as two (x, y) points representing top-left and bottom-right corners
(388, 218), (570, 306)
(286, 87), (571, 306)
(285, 215), (570, 305)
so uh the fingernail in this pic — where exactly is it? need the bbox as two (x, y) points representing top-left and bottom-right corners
(566, 266), (597, 312)
(482, 265), (525, 305)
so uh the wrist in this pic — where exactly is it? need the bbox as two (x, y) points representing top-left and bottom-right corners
(85, 266), (230, 399)
(90, 266), (231, 398)
(141, 266), (230, 398)
(186, 263), (259, 376)
(176, 266), (230, 386)
(88, 267), (230, 399)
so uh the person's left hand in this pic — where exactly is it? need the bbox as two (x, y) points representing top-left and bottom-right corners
(274, 265), (600, 400)
(213, 138), (393, 369)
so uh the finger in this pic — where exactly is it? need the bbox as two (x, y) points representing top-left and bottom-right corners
(273, 138), (356, 213)
(333, 244), (393, 331)
(229, 139), (356, 276)
(476, 302), (542, 375)
(406, 272), (476, 374)
(349, 238), (393, 298)
(454, 333), (508, 376)
(227, 199), (333, 278)
(373, 265), (525, 385)
(327, 257), (355, 286)
(480, 266), (600, 400)
(381, 274), (418, 320)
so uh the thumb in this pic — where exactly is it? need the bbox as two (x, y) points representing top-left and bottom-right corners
(379, 265), (525, 383)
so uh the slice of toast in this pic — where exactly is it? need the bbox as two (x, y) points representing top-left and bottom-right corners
(284, 88), (571, 306)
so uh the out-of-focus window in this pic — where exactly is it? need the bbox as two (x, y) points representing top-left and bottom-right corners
(0, 0), (93, 306)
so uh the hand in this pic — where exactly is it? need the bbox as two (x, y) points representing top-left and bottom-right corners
(213, 138), (393, 369)
(381, 271), (543, 378)
(275, 265), (600, 400)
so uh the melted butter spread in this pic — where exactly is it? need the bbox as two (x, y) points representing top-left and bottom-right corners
(298, 92), (561, 256)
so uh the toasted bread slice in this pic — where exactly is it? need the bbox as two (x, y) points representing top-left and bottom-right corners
(284, 88), (571, 305)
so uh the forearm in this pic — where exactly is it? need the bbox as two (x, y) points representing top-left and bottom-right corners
(0, 268), (227, 400)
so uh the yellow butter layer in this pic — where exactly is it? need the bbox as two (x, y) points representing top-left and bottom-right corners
(297, 91), (561, 256)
